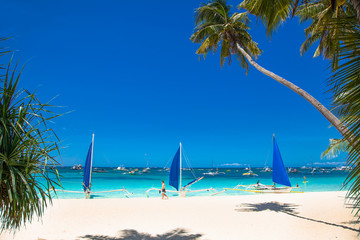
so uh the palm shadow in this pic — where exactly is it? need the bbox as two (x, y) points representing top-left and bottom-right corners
(235, 201), (359, 233)
(79, 228), (202, 240)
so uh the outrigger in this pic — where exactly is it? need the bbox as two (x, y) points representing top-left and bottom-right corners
(222, 135), (303, 194)
(146, 142), (217, 197)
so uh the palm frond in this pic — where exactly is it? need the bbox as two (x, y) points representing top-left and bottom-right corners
(238, 0), (293, 37)
(321, 138), (349, 159)
(326, 15), (360, 219)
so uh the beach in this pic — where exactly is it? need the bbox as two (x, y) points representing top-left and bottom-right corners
(1, 191), (358, 240)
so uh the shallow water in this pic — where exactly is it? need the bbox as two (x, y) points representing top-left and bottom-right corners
(48, 167), (349, 199)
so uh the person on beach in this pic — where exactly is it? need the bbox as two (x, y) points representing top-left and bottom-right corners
(161, 180), (168, 200)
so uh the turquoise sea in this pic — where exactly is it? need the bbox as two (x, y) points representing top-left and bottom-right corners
(50, 167), (349, 199)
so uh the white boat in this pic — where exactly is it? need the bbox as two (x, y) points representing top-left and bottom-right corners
(260, 157), (272, 172)
(203, 168), (225, 176)
(142, 156), (150, 173)
(116, 165), (127, 171)
(71, 164), (82, 170)
(223, 135), (303, 194)
(146, 143), (217, 197)
(203, 161), (225, 176)
(142, 167), (150, 173)
(332, 166), (352, 171)
(261, 167), (272, 172)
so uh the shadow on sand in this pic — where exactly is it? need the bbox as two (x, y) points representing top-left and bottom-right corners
(235, 201), (359, 233)
(79, 228), (202, 240)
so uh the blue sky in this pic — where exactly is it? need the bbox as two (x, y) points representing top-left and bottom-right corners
(1, 0), (345, 167)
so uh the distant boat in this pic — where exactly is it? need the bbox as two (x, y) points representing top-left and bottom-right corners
(224, 135), (303, 194)
(142, 167), (150, 173)
(142, 156), (150, 173)
(261, 167), (272, 172)
(288, 168), (298, 173)
(72, 164), (82, 170)
(146, 142), (216, 197)
(332, 166), (352, 171)
(242, 169), (258, 176)
(261, 156), (272, 172)
(116, 165), (127, 171)
(93, 168), (107, 173)
(203, 168), (225, 176)
(243, 165), (258, 176)
(203, 160), (225, 176)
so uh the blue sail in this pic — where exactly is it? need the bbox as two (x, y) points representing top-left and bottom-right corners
(169, 147), (180, 191)
(83, 141), (93, 192)
(272, 136), (291, 187)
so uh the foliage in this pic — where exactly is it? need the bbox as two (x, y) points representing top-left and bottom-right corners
(327, 17), (360, 214)
(190, 0), (262, 73)
(296, 0), (354, 69)
(321, 138), (349, 159)
(238, 0), (293, 37)
(0, 59), (61, 231)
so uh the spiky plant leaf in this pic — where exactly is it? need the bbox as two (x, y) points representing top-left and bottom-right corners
(0, 59), (62, 231)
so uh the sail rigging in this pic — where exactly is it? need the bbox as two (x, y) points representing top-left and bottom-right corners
(146, 142), (217, 197)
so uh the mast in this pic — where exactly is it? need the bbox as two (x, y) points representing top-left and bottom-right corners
(89, 133), (94, 192)
(179, 142), (182, 191)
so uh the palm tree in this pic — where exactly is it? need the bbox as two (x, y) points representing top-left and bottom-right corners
(0, 59), (61, 231)
(190, 0), (348, 138)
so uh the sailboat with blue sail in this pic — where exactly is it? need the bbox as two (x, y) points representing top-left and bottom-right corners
(52, 134), (132, 198)
(146, 142), (217, 197)
(223, 135), (303, 194)
(83, 134), (94, 199)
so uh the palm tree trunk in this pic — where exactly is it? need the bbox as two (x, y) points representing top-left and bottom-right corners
(351, 0), (360, 25)
(236, 43), (349, 138)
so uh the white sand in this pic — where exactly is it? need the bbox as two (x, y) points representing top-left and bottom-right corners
(1, 191), (359, 240)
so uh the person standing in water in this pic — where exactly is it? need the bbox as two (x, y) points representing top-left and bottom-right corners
(161, 180), (168, 200)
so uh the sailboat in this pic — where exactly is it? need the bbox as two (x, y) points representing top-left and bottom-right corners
(203, 160), (225, 176)
(146, 142), (217, 197)
(52, 134), (132, 198)
(223, 135), (302, 194)
(82, 134), (132, 199)
(142, 154), (150, 173)
(83, 134), (94, 199)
